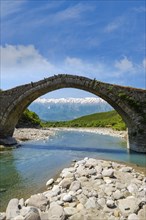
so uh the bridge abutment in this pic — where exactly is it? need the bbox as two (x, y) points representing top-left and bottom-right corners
(127, 125), (146, 153)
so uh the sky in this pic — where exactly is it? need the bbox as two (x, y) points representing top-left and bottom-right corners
(0, 0), (146, 98)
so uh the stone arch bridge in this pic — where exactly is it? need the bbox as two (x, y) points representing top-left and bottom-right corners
(0, 74), (146, 152)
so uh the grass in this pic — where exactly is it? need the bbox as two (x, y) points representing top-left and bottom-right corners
(43, 110), (126, 131)
(17, 109), (126, 131)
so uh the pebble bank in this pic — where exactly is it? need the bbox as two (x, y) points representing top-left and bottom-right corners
(1, 157), (146, 220)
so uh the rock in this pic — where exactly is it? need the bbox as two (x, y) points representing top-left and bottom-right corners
(20, 207), (32, 217)
(113, 190), (124, 200)
(46, 178), (54, 186)
(27, 194), (49, 211)
(0, 137), (17, 145)
(138, 205), (146, 219)
(69, 181), (81, 192)
(102, 169), (114, 177)
(128, 213), (138, 220)
(120, 167), (133, 172)
(0, 212), (6, 220)
(76, 203), (84, 211)
(97, 198), (106, 207)
(19, 198), (24, 208)
(118, 197), (139, 217)
(62, 194), (72, 202)
(76, 160), (86, 166)
(13, 215), (24, 220)
(106, 200), (115, 208)
(127, 183), (138, 194)
(48, 202), (65, 220)
(64, 207), (77, 217)
(69, 213), (85, 220)
(39, 212), (48, 220)
(113, 209), (120, 217)
(6, 198), (20, 220)
(116, 182), (126, 190)
(24, 199), (29, 206)
(95, 174), (102, 179)
(24, 207), (41, 220)
(95, 165), (103, 174)
(87, 168), (97, 175)
(62, 172), (74, 179)
(85, 158), (98, 167)
(52, 185), (61, 196)
(59, 178), (72, 189)
(85, 197), (97, 209)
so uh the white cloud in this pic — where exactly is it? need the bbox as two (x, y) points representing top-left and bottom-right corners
(114, 57), (134, 72)
(1, 0), (26, 18)
(1, 44), (144, 90)
(104, 17), (124, 33)
(55, 3), (94, 22)
(1, 44), (57, 85)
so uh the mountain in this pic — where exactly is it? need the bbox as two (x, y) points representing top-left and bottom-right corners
(29, 97), (113, 121)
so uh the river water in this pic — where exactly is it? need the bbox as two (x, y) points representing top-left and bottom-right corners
(0, 130), (146, 211)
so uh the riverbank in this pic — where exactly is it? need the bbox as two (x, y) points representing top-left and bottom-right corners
(13, 127), (127, 143)
(1, 157), (145, 220)
(13, 128), (56, 142)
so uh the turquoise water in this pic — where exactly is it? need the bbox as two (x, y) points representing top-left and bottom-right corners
(0, 130), (146, 211)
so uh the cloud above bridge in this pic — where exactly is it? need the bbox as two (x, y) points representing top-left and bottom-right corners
(1, 44), (145, 91)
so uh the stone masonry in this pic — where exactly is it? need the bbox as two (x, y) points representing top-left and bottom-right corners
(0, 74), (146, 152)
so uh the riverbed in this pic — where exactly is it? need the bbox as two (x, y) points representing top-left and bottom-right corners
(0, 128), (145, 211)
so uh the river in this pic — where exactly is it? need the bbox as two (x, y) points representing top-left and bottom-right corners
(0, 129), (146, 211)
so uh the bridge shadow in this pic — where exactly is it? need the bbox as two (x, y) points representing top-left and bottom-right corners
(22, 143), (127, 154)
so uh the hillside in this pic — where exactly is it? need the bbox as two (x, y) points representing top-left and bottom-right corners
(16, 109), (42, 128)
(44, 110), (126, 131)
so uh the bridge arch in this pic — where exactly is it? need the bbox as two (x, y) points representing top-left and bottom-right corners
(0, 74), (146, 152)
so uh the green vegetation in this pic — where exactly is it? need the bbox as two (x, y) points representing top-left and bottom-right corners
(43, 110), (126, 131)
(118, 91), (141, 112)
(17, 109), (126, 131)
(17, 109), (42, 128)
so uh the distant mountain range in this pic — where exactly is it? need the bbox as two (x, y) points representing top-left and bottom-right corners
(29, 97), (113, 121)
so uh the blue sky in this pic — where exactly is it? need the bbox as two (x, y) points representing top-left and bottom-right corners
(0, 0), (145, 98)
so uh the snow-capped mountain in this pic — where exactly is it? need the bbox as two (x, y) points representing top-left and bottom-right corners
(29, 97), (113, 121)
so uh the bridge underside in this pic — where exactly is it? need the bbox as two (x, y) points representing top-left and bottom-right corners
(0, 74), (146, 153)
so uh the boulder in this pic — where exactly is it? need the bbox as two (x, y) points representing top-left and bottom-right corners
(118, 197), (139, 217)
(23, 207), (41, 220)
(128, 213), (138, 220)
(62, 194), (72, 202)
(52, 185), (61, 196)
(59, 178), (72, 189)
(13, 216), (24, 220)
(85, 197), (97, 209)
(68, 213), (85, 220)
(102, 169), (114, 177)
(106, 200), (115, 208)
(64, 207), (77, 217)
(138, 205), (146, 220)
(6, 198), (20, 220)
(120, 167), (133, 172)
(0, 212), (6, 220)
(46, 178), (54, 187)
(69, 181), (81, 192)
(48, 202), (65, 220)
(27, 194), (49, 211)
(113, 190), (124, 200)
